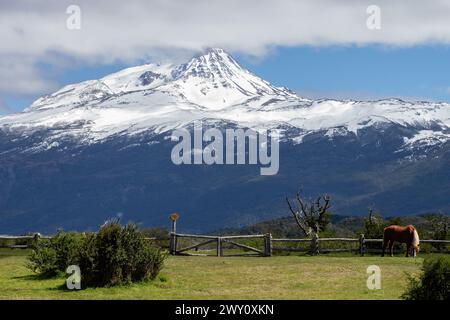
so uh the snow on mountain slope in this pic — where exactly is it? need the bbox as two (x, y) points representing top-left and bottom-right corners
(1, 48), (450, 151)
(24, 62), (177, 112)
(163, 48), (299, 109)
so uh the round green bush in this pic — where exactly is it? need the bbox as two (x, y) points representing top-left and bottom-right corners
(402, 255), (450, 300)
(27, 221), (166, 288)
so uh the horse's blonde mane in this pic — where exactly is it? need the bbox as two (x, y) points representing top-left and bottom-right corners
(412, 229), (420, 247)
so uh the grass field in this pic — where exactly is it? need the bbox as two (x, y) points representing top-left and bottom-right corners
(0, 249), (423, 300)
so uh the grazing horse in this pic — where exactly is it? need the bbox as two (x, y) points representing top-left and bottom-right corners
(382, 225), (420, 257)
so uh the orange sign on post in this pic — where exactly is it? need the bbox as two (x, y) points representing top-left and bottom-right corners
(170, 212), (179, 222)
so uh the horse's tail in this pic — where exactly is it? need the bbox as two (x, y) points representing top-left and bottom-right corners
(382, 226), (391, 245)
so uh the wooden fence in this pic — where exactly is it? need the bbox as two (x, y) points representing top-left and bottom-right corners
(169, 232), (450, 257)
(271, 234), (450, 255)
(0, 234), (51, 249)
(2, 232), (450, 256)
(169, 233), (272, 257)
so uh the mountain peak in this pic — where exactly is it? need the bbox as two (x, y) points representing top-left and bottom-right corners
(168, 47), (297, 109)
(184, 47), (243, 76)
(200, 48), (237, 64)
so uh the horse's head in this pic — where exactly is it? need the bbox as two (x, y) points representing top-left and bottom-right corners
(411, 228), (420, 257)
(411, 244), (420, 257)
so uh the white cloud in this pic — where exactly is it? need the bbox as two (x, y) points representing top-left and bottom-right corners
(1, 0), (450, 97)
(0, 56), (58, 95)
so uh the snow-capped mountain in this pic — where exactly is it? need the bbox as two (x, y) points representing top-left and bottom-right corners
(2, 48), (449, 153)
(26, 48), (299, 111)
(0, 48), (449, 234)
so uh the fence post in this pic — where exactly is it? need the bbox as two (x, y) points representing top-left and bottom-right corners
(169, 232), (176, 255)
(217, 237), (222, 257)
(310, 233), (319, 255)
(359, 234), (365, 256)
(169, 212), (179, 255)
(32, 233), (41, 247)
(174, 233), (178, 255)
(264, 233), (272, 257)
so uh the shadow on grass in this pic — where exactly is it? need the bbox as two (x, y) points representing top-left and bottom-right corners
(12, 273), (62, 281)
(12, 274), (77, 292)
(13, 273), (164, 291)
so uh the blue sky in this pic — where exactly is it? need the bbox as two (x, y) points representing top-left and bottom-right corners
(241, 45), (450, 102)
(3, 44), (450, 113)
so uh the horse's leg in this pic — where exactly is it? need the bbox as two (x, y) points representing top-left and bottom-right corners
(389, 241), (394, 257)
(405, 243), (410, 257)
(382, 239), (388, 257)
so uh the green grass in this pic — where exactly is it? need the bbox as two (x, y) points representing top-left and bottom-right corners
(0, 249), (424, 300)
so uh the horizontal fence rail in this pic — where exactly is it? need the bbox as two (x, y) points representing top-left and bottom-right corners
(0, 233), (50, 249)
(2, 233), (450, 256)
(419, 239), (450, 243)
(0, 235), (51, 240)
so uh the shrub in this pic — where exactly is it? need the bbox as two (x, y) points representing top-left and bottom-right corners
(27, 221), (166, 287)
(424, 214), (450, 251)
(27, 239), (58, 276)
(94, 220), (127, 286)
(121, 224), (165, 282)
(27, 231), (83, 277)
(77, 220), (166, 287)
(76, 232), (98, 286)
(402, 255), (450, 300)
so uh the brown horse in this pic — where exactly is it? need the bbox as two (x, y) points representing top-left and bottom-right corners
(382, 225), (420, 257)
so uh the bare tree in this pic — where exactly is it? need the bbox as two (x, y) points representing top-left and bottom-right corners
(286, 192), (331, 237)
